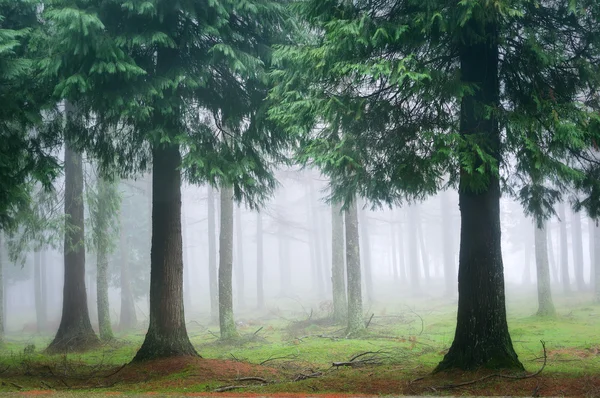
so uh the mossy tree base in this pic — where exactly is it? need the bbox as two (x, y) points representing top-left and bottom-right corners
(435, 343), (523, 372)
(133, 333), (199, 362)
(46, 329), (100, 354)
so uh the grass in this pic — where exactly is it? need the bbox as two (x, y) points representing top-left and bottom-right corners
(0, 288), (598, 396)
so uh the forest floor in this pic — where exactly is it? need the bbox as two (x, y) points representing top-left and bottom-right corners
(0, 288), (599, 396)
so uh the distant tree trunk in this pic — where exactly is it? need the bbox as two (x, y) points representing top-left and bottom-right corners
(417, 219), (430, 280)
(441, 192), (456, 296)
(234, 205), (245, 309)
(390, 219), (399, 282)
(96, 177), (114, 341)
(0, 233), (4, 341)
(436, 18), (522, 371)
(119, 208), (137, 331)
(534, 221), (556, 317)
(34, 250), (47, 333)
(589, 218), (595, 291)
(571, 210), (585, 291)
(523, 225), (532, 285)
(396, 214), (406, 281)
(345, 198), (364, 336)
(307, 178), (325, 298)
(207, 186), (219, 322)
(47, 137), (100, 353)
(133, 143), (197, 361)
(256, 211), (264, 310)
(278, 207), (292, 295)
(594, 220), (600, 303)
(181, 199), (192, 314)
(558, 202), (570, 292)
(357, 202), (374, 302)
(407, 206), (421, 290)
(547, 223), (559, 284)
(331, 202), (347, 323)
(218, 186), (237, 340)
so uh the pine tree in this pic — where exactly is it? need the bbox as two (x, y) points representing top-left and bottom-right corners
(270, 0), (600, 370)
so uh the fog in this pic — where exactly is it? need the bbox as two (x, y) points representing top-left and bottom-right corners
(1, 166), (595, 335)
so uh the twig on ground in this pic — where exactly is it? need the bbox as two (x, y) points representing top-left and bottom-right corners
(365, 313), (375, 329)
(432, 340), (548, 390)
(214, 385), (249, 392)
(259, 354), (298, 365)
(293, 371), (322, 382)
(237, 376), (269, 383)
(405, 306), (424, 336)
(253, 327), (264, 336)
(332, 350), (390, 367)
(9, 382), (23, 390)
(40, 381), (53, 390)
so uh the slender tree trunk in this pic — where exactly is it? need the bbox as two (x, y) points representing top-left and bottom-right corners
(436, 16), (522, 370)
(218, 186), (237, 340)
(589, 218), (595, 291)
(182, 198), (192, 313)
(523, 225), (532, 285)
(358, 202), (374, 302)
(306, 178), (325, 297)
(397, 214), (406, 282)
(234, 205), (245, 309)
(119, 208), (137, 331)
(207, 186), (218, 322)
(256, 211), (264, 310)
(40, 250), (48, 332)
(547, 223), (559, 284)
(558, 202), (571, 292)
(572, 210), (586, 291)
(47, 137), (100, 352)
(345, 198), (364, 336)
(0, 233), (4, 342)
(593, 220), (600, 303)
(441, 192), (456, 296)
(390, 218), (399, 282)
(133, 143), (198, 361)
(407, 206), (421, 290)
(96, 177), (114, 341)
(534, 221), (556, 316)
(34, 250), (47, 333)
(331, 202), (347, 323)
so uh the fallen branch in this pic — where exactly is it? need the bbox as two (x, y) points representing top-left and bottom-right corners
(214, 385), (249, 392)
(293, 371), (322, 382)
(365, 313), (375, 329)
(237, 376), (269, 383)
(259, 354), (298, 365)
(40, 381), (53, 390)
(253, 327), (264, 336)
(10, 382), (23, 390)
(432, 340), (547, 390)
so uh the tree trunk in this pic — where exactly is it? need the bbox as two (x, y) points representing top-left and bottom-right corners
(390, 218), (399, 282)
(593, 220), (600, 303)
(331, 202), (347, 323)
(407, 206), (421, 290)
(441, 191), (456, 296)
(534, 221), (556, 317)
(306, 178), (325, 298)
(436, 16), (522, 370)
(181, 199), (192, 314)
(358, 202), (374, 302)
(547, 222), (559, 284)
(256, 211), (264, 310)
(34, 250), (47, 333)
(133, 144), (198, 361)
(416, 207), (430, 280)
(0, 233), (4, 342)
(119, 208), (137, 331)
(207, 185), (219, 322)
(571, 210), (585, 291)
(558, 202), (570, 292)
(234, 205), (245, 309)
(589, 218), (595, 291)
(47, 137), (100, 353)
(96, 177), (114, 341)
(345, 198), (364, 336)
(218, 186), (237, 340)
(523, 224), (532, 285)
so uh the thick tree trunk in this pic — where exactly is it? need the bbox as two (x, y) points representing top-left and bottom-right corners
(218, 186), (237, 340)
(558, 202), (570, 292)
(345, 198), (364, 336)
(571, 211), (586, 291)
(441, 191), (456, 296)
(256, 211), (264, 310)
(331, 202), (347, 323)
(234, 205), (245, 309)
(34, 250), (47, 333)
(436, 16), (522, 371)
(358, 202), (374, 302)
(96, 177), (114, 341)
(119, 208), (137, 331)
(207, 186), (219, 321)
(47, 139), (100, 353)
(133, 144), (198, 361)
(534, 221), (556, 316)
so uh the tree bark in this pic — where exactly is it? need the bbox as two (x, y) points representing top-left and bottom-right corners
(119, 207), (137, 331)
(331, 202), (347, 323)
(207, 185), (219, 322)
(133, 144), (198, 361)
(441, 191), (456, 296)
(234, 205), (245, 309)
(96, 177), (114, 341)
(558, 202), (570, 292)
(436, 15), (522, 370)
(218, 186), (237, 340)
(345, 198), (364, 336)
(571, 210), (586, 291)
(534, 221), (556, 317)
(47, 137), (100, 353)
(256, 211), (264, 310)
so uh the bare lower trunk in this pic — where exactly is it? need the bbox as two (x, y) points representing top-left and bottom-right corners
(0, 234), (4, 342)
(207, 186), (218, 321)
(558, 202), (570, 292)
(218, 186), (237, 340)
(345, 198), (364, 336)
(594, 220), (600, 303)
(436, 16), (522, 370)
(407, 206), (420, 290)
(256, 211), (264, 310)
(572, 211), (585, 291)
(34, 250), (47, 333)
(96, 177), (114, 341)
(589, 218), (595, 291)
(534, 221), (556, 317)
(331, 202), (347, 323)
(234, 205), (245, 309)
(47, 137), (100, 353)
(357, 203), (373, 303)
(547, 223), (559, 284)
(133, 143), (197, 361)
(119, 209), (137, 331)
(441, 192), (456, 296)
